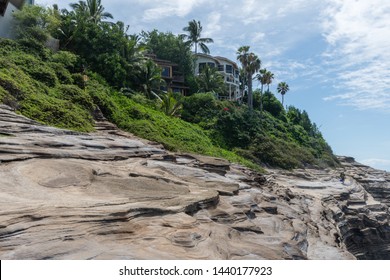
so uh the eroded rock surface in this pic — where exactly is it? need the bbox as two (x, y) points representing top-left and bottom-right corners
(0, 105), (389, 259)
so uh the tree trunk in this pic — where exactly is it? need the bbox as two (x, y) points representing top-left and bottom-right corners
(260, 84), (264, 113)
(247, 73), (253, 109)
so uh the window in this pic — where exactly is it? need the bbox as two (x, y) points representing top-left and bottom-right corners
(226, 65), (233, 74)
(0, 0), (9, 17)
(207, 62), (215, 68)
(217, 65), (224, 71)
(161, 66), (171, 78)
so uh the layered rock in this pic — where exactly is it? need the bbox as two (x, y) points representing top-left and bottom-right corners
(0, 105), (389, 259)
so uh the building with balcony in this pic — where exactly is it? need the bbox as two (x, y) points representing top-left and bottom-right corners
(0, 0), (34, 38)
(194, 53), (242, 101)
(147, 54), (189, 95)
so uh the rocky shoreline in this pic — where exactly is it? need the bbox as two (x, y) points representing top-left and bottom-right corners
(0, 104), (389, 259)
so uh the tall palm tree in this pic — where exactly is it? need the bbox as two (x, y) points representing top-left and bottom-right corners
(70, 0), (113, 24)
(256, 69), (267, 94)
(237, 46), (261, 110)
(264, 70), (274, 92)
(181, 19), (213, 54)
(256, 68), (268, 112)
(277, 82), (289, 106)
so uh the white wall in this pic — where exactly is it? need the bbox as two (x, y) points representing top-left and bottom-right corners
(0, 2), (17, 39)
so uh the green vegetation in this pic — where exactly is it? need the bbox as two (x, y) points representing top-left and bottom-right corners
(237, 46), (261, 110)
(181, 19), (214, 54)
(0, 1), (340, 171)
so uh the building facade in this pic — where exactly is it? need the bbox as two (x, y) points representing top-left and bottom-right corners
(147, 54), (189, 96)
(0, 0), (34, 38)
(194, 53), (242, 101)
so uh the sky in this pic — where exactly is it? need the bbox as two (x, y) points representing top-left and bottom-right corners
(36, 0), (390, 171)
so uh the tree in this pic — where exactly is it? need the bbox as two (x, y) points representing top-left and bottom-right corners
(181, 20), (213, 54)
(262, 70), (274, 92)
(255, 68), (268, 112)
(140, 30), (194, 83)
(256, 69), (267, 94)
(237, 46), (261, 110)
(135, 59), (165, 101)
(196, 65), (226, 94)
(69, 0), (113, 24)
(277, 81), (289, 106)
(160, 90), (183, 116)
(13, 5), (61, 44)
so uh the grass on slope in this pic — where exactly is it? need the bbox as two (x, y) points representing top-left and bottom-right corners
(0, 39), (261, 170)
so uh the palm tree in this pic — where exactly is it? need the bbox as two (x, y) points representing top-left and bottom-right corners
(256, 68), (268, 112)
(196, 65), (226, 94)
(70, 0), (113, 24)
(256, 69), (267, 94)
(181, 19), (213, 54)
(277, 82), (289, 106)
(237, 46), (261, 110)
(137, 59), (165, 101)
(160, 90), (183, 117)
(264, 70), (274, 92)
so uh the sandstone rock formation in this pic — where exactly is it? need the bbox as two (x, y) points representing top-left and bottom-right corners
(0, 104), (389, 259)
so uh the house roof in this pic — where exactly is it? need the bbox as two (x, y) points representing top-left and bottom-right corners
(195, 53), (239, 69)
(194, 53), (220, 64)
(214, 56), (239, 69)
(145, 53), (178, 67)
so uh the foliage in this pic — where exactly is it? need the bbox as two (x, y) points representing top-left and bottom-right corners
(180, 91), (338, 169)
(261, 91), (285, 119)
(181, 93), (221, 126)
(69, 0), (113, 24)
(237, 46), (261, 109)
(160, 90), (183, 116)
(13, 4), (61, 43)
(277, 81), (289, 106)
(181, 19), (214, 54)
(196, 65), (226, 94)
(0, 38), (94, 131)
(140, 30), (194, 82)
(132, 59), (165, 100)
(1, 1), (339, 171)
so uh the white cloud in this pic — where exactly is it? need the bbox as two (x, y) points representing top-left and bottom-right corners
(140, 0), (206, 21)
(204, 12), (222, 38)
(251, 32), (265, 44)
(322, 0), (390, 111)
(360, 158), (390, 172)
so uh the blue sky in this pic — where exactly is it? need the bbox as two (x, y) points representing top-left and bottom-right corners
(36, 0), (390, 171)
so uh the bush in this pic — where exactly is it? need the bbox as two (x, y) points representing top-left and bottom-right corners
(51, 51), (78, 70)
(49, 63), (73, 84)
(181, 93), (221, 125)
(19, 94), (94, 132)
(55, 84), (94, 111)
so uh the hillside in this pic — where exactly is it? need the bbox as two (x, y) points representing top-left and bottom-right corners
(0, 38), (337, 170)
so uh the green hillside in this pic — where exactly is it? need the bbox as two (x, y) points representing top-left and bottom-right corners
(0, 3), (339, 170)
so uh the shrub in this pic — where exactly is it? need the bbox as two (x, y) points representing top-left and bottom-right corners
(49, 63), (73, 84)
(50, 51), (78, 70)
(55, 84), (94, 111)
(181, 93), (221, 125)
(19, 94), (94, 132)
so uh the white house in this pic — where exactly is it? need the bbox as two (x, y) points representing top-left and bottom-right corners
(0, 0), (34, 38)
(194, 53), (242, 101)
